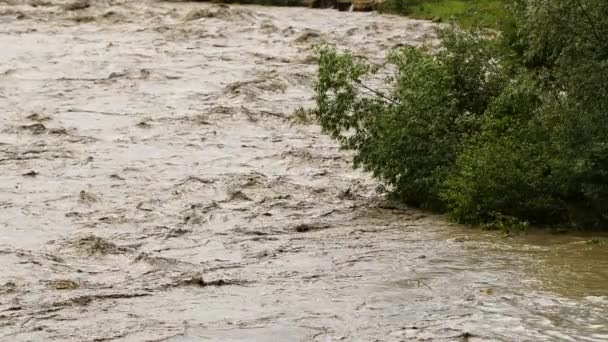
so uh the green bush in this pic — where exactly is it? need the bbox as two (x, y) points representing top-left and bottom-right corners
(314, 0), (608, 230)
(315, 30), (501, 210)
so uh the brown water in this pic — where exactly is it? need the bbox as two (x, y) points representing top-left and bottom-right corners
(0, 1), (607, 341)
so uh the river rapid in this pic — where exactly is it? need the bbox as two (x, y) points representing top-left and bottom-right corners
(0, 1), (607, 341)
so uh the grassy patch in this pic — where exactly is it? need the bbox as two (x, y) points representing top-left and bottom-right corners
(377, 0), (507, 28)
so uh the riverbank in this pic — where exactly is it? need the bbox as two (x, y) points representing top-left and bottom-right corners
(206, 0), (507, 28)
(377, 0), (506, 28)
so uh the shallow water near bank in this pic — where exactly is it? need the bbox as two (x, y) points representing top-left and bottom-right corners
(0, 1), (607, 341)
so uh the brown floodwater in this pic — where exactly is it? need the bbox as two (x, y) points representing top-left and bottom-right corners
(0, 1), (606, 341)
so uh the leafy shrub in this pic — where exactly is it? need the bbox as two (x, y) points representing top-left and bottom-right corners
(314, 0), (608, 230)
(315, 30), (501, 210)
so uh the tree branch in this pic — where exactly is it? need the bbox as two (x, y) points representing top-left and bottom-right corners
(354, 80), (400, 105)
(574, 0), (604, 47)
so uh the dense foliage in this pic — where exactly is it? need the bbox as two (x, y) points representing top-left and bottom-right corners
(314, 0), (608, 230)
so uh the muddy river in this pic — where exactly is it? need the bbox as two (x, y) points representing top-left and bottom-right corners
(0, 1), (607, 341)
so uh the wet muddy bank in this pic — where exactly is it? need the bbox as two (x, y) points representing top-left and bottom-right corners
(0, 1), (607, 341)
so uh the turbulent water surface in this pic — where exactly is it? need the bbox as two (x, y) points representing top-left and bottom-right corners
(0, 1), (607, 341)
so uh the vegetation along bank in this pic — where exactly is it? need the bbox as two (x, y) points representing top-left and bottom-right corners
(312, 0), (608, 230)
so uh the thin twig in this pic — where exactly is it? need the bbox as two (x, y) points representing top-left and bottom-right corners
(58, 77), (105, 81)
(240, 106), (258, 122)
(66, 108), (139, 116)
(259, 110), (284, 118)
(355, 81), (400, 105)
